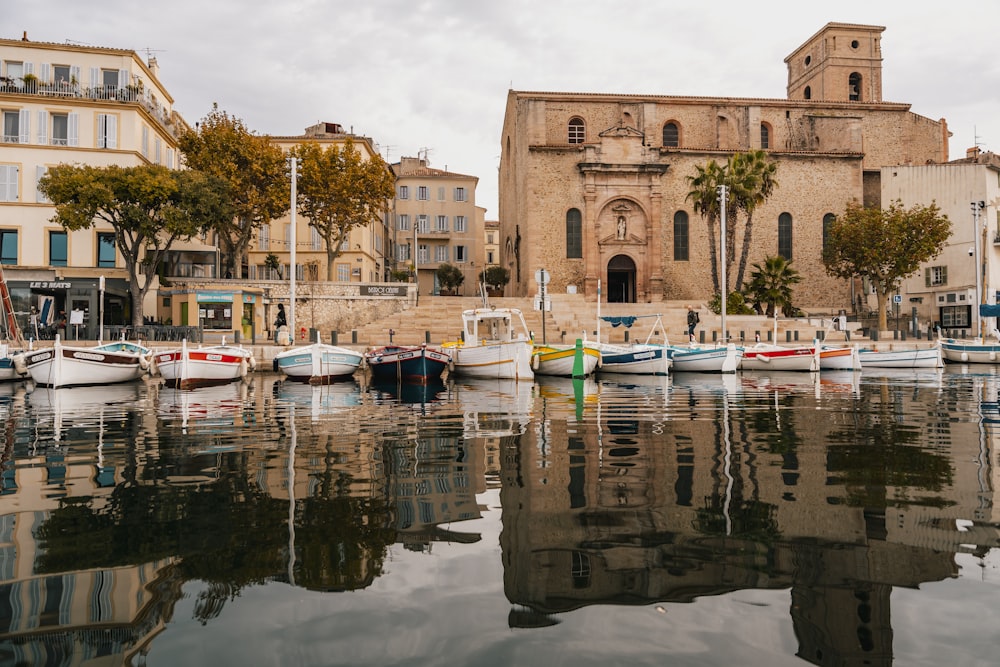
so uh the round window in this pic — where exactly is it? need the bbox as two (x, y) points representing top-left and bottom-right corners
(851, 39), (859, 49)
(804, 55), (811, 66)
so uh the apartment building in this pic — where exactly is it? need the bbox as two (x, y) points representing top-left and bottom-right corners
(255, 122), (392, 285)
(0, 33), (190, 338)
(391, 156), (483, 296)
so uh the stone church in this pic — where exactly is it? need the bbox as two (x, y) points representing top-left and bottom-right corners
(498, 23), (950, 308)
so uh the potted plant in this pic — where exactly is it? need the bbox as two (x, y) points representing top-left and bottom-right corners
(22, 72), (38, 92)
(435, 263), (464, 295)
(479, 265), (510, 297)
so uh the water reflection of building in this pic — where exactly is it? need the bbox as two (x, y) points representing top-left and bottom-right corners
(500, 378), (998, 666)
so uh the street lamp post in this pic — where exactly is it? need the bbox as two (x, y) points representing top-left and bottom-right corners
(287, 157), (300, 339)
(718, 184), (728, 344)
(972, 200), (986, 340)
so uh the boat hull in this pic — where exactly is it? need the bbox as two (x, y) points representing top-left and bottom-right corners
(366, 345), (451, 384)
(448, 341), (534, 380)
(155, 342), (254, 389)
(595, 343), (670, 375)
(859, 347), (942, 368)
(940, 339), (1000, 364)
(819, 346), (861, 370)
(275, 343), (362, 383)
(741, 345), (818, 372)
(532, 343), (601, 378)
(22, 339), (149, 388)
(671, 345), (742, 373)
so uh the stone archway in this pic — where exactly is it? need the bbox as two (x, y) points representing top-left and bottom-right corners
(607, 254), (636, 303)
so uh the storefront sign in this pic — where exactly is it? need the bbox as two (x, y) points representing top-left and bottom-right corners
(361, 285), (407, 297)
(197, 292), (233, 303)
(29, 281), (72, 289)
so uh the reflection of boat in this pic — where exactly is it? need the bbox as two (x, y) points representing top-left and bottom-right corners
(274, 342), (363, 383)
(28, 383), (142, 441)
(443, 307), (534, 381)
(740, 371), (818, 393)
(740, 343), (818, 371)
(276, 378), (362, 419)
(365, 344), (450, 384)
(858, 346), (942, 368)
(157, 380), (250, 428)
(154, 338), (255, 388)
(453, 378), (533, 438)
(370, 379), (447, 404)
(17, 336), (152, 388)
(532, 341), (601, 378)
(819, 345), (861, 370)
(670, 344), (742, 373)
(940, 337), (1000, 364)
(670, 372), (741, 393)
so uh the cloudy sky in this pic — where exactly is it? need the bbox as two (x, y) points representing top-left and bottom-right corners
(7, 1), (1000, 218)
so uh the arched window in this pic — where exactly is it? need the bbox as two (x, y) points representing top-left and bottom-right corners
(662, 122), (679, 147)
(568, 117), (585, 144)
(778, 212), (793, 260)
(760, 123), (770, 149)
(822, 213), (836, 250)
(673, 211), (689, 261)
(848, 72), (862, 101)
(566, 208), (582, 258)
(804, 86), (811, 100)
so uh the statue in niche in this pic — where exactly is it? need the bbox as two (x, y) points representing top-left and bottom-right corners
(616, 216), (627, 240)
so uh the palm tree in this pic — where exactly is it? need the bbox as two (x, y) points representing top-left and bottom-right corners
(746, 255), (800, 318)
(685, 160), (726, 293)
(731, 150), (779, 291)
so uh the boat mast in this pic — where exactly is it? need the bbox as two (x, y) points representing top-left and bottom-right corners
(973, 200), (985, 340)
(0, 265), (24, 347)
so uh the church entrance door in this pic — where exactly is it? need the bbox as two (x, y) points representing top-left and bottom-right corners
(607, 255), (636, 303)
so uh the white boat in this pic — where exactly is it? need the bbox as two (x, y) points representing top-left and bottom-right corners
(939, 337), (1000, 364)
(591, 313), (671, 376)
(670, 344), (742, 373)
(740, 343), (818, 372)
(0, 342), (28, 382)
(858, 346), (943, 368)
(153, 338), (256, 389)
(443, 307), (534, 381)
(16, 335), (152, 388)
(819, 345), (861, 370)
(274, 341), (363, 383)
(532, 340), (601, 377)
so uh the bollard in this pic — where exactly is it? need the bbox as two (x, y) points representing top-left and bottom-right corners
(794, 331), (799, 341)
(425, 330), (431, 344)
(309, 327), (318, 343)
(816, 330), (825, 341)
(767, 330), (773, 342)
(845, 330), (851, 341)
(900, 330), (906, 341)
(331, 331), (338, 345)
(739, 331), (745, 342)
(712, 331), (718, 342)
(871, 329), (879, 342)
(352, 330), (358, 344)
(699, 330), (706, 344)
(625, 331), (630, 343)
(893, 330), (899, 340)
(786, 331), (792, 342)
(233, 330), (240, 344)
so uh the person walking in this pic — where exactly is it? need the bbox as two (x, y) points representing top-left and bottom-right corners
(686, 306), (699, 342)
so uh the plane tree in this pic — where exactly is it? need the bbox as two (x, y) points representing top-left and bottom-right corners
(822, 200), (951, 331)
(39, 164), (232, 326)
(290, 139), (395, 281)
(178, 105), (289, 278)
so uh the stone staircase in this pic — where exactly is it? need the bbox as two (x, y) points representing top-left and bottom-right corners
(343, 294), (853, 348)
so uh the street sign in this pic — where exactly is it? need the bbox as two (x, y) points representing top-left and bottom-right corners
(893, 294), (902, 304)
(535, 268), (550, 285)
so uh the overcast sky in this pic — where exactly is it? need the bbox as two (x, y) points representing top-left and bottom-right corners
(8, 1), (1000, 218)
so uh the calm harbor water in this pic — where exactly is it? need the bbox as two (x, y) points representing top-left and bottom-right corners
(1, 367), (999, 666)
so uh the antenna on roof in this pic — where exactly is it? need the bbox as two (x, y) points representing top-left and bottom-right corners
(382, 145), (395, 161)
(418, 147), (432, 163)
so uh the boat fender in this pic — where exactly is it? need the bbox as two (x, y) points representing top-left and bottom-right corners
(248, 355), (257, 372)
(532, 353), (540, 371)
(240, 358), (248, 378)
(138, 353), (150, 371)
(12, 353), (26, 376)
(961, 352), (969, 362)
(758, 354), (770, 363)
(148, 355), (159, 377)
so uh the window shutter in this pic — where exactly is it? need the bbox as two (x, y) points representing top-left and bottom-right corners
(89, 67), (99, 88)
(39, 63), (50, 84)
(70, 66), (80, 87)
(23, 62), (33, 76)
(19, 109), (30, 144)
(1, 165), (18, 202)
(106, 115), (117, 149)
(118, 69), (129, 87)
(941, 266), (947, 285)
(68, 113), (79, 147)
(925, 268), (930, 287)
(36, 165), (49, 203)
(97, 114), (106, 148)
(37, 110), (47, 145)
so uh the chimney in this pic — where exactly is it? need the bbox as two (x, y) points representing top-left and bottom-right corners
(967, 146), (981, 160)
(22, 31), (28, 41)
(148, 56), (159, 77)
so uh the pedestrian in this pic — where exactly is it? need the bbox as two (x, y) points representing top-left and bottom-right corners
(274, 303), (287, 329)
(686, 305), (699, 342)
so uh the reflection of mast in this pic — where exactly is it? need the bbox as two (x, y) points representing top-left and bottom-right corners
(288, 404), (297, 587)
(722, 387), (733, 535)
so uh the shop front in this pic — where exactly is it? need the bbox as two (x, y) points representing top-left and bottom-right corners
(6, 276), (130, 341)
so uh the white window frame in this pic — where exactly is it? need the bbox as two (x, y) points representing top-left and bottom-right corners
(417, 186), (429, 201)
(397, 214), (410, 231)
(417, 215), (429, 233)
(436, 215), (448, 232)
(455, 215), (467, 233)
(398, 185), (409, 199)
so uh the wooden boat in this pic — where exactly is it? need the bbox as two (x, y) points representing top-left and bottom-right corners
(0, 343), (28, 382)
(670, 344), (742, 373)
(274, 341), (363, 383)
(740, 343), (818, 371)
(532, 340), (601, 378)
(153, 338), (256, 389)
(819, 345), (861, 370)
(858, 346), (943, 368)
(365, 343), (451, 384)
(16, 335), (152, 388)
(593, 311), (670, 375)
(442, 307), (534, 381)
(939, 337), (1000, 364)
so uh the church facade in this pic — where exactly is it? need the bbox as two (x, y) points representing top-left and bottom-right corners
(498, 23), (950, 309)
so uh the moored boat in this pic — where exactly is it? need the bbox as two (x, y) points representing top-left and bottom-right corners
(153, 338), (256, 389)
(274, 341), (363, 383)
(443, 307), (534, 381)
(594, 341), (670, 375)
(741, 343), (818, 372)
(532, 340), (601, 378)
(670, 344), (742, 373)
(858, 346), (943, 368)
(16, 335), (152, 388)
(819, 345), (861, 370)
(365, 343), (451, 384)
(939, 338), (1000, 364)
